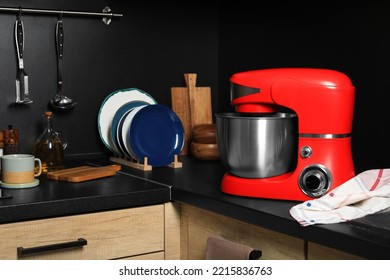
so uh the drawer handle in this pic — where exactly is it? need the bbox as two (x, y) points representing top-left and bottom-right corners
(17, 238), (88, 257)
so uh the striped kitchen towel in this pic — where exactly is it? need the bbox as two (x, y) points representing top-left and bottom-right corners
(290, 169), (390, 226)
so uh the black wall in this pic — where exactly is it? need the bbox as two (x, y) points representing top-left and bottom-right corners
(1, 1), (389, 174)
(0, 0), (218, 157)
(218, 3), (390, 173)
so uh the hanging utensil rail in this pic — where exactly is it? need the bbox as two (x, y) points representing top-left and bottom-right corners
(0, 6), (122, 25)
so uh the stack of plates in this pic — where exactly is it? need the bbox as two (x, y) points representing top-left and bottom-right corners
(98, 88), (185, 167)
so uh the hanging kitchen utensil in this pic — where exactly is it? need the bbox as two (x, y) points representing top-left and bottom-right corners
(49, 16), (77, 111)
(14, 10), (33, 104)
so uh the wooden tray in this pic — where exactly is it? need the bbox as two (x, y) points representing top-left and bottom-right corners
(47, 164), (121, 182)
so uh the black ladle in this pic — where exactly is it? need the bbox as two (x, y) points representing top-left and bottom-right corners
(49, 18), (77, 111)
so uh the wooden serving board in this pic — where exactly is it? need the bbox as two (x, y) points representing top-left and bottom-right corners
(171, 73), (212, 155)
(47, 164), (121, 182)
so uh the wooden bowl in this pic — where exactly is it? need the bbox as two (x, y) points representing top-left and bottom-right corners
(190, 142), (219, 161)
(191, 124), (217, 144)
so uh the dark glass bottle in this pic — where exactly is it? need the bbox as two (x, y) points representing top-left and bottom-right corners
(34, 111), (66, 173)
(3, 125), (19, 155)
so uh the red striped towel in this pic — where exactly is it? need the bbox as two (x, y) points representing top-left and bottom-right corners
(290, 169), (390, 226)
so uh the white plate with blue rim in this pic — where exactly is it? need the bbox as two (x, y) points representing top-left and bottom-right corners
(117, 105), (148, 159)
(97, 88), (157, 155)
(116, 109), (134, 158)
(111, 101), (149, 156)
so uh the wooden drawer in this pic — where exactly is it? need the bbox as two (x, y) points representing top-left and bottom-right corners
(180, 204), (305, 260)
(0, 205), (164, 260)
(122, 251), (165, 260)
(307, 242), (364, 260)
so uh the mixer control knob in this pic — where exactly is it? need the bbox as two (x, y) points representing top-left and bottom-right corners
(300, 146), (312, 158)
(298, 164), (332, 198)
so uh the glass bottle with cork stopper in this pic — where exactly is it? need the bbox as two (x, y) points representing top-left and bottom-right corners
(34, 111), (67, 173)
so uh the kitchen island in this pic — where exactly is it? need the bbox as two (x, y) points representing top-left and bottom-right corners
(0, 155), (389, 259)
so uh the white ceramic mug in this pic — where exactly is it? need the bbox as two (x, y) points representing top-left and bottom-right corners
(1, 154), (42, 184)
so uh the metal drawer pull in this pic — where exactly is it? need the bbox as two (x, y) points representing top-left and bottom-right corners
(17, 238), (87, 257)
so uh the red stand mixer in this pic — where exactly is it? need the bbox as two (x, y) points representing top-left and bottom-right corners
(216, 68), (355, 201)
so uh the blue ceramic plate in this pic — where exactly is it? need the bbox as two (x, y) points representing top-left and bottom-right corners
(111, 101), (149, 156)
(129, 104), (184, 167)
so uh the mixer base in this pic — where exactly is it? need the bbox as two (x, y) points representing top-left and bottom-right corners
(221, 172), (326, 202)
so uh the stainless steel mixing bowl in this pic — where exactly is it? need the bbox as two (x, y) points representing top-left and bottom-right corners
(216, 112), (298, 178)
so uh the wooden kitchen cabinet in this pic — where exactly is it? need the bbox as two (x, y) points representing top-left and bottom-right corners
(0, 202), (180, 260)
(179, 204), (305, 260)
(179, 204), (363, 260)
(307, 242), (363, 260)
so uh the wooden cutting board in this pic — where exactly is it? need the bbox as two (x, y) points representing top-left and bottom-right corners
(171, 73), (212, 155)
(47, 164), (121, 182)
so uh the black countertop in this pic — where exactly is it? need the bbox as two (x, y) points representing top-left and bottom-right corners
(0, 159), (171, 223)
(1, 155), (389, 259)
